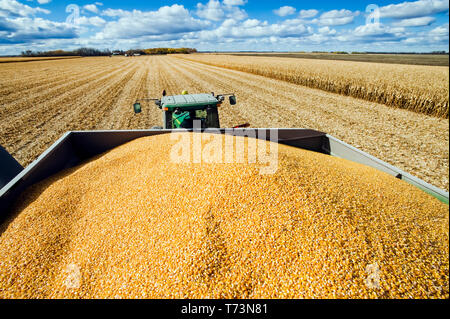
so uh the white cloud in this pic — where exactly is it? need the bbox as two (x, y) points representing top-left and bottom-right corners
(299, 9), (318, 19)
(96, 5), (210, 40)
(318, 26), (336, 35)
(0, 1), (77, 45)
(196, 0), (247, 21)
(37, 0), (51, 4)
(0, 16), (14, 31)
(402, 23), (448, 45)
(353, 23), (404, 37)
(227, 5), (247, 20)
(0, 0), (50, 18)
(429, 23), (449, 36)
(101, 8), (128, 17)
(77, 16), (106, 27)
(379, 0), (449, 19)
(273, 6), (296, 17)
(333, 22), (407, 44)
(89, 17), (106, 27)
(306, 33), (332, 44)
(192, 17), (311, 41)
(320, 9), (354, 19)
(223, 0), (247, 6)
(392, 16), (436, 27)
(0, 16), (77, 44)
(0, 1), (447, 54)
(315, 9), (356, 26)
(242, 18), (259, 28)
(84, 4), (99, 14)
(196, 0), (224, 21)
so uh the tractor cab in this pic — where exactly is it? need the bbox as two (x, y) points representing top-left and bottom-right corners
(134, 92), (237, 129)
(160, 93), (222, 129)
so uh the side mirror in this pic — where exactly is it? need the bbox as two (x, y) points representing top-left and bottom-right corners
(229, 95), (237, 105)
(133, 103), (142, 114)
(155, 100), (161, 107)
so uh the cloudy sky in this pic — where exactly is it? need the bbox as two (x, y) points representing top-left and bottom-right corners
(0, 0), (448, 54)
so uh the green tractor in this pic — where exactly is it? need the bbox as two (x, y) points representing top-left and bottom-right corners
(133, 91), (241, 129)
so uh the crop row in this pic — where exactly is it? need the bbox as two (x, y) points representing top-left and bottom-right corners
(177, 54), (449, 118)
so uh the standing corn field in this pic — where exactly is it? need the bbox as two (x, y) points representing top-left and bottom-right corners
(177, 54), (449, 118)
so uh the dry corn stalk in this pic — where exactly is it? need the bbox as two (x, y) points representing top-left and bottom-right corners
(177, 54), (449, 118)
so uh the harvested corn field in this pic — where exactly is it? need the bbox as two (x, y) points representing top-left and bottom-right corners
(0, 133), (448, 299)
(0, 55), (448, 191)
(0, 56), (81, 63)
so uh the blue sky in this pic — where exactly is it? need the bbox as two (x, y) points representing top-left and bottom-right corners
(0, 0), (448, 54)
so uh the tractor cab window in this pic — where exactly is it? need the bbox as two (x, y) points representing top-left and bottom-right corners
(190, 110), (207, 128)
(194, 110), (207, 119)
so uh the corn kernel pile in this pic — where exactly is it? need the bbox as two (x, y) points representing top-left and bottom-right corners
(0, 133), (448, 299)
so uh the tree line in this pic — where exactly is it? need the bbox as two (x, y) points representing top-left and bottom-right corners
(130, 48), (197, 55)
(21, 48), (112, 57)
(21, 47), (197, 57)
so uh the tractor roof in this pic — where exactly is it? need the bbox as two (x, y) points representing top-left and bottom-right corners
(161, 93), (218, 111)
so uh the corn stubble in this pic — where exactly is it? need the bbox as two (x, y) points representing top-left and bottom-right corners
(178, 54), (449, 118)
(0, 133), (447, 299)
(0, 56), (81, 63)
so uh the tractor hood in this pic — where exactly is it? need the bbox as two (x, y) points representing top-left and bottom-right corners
(161, 93), (219, 111)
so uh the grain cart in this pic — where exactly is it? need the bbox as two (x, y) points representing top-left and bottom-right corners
(0, 128), (448, 225)
(133, 92), (241, 129)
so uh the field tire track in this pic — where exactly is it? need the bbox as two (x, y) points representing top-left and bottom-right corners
(0, 59), (131, 107)
(4, 62), (139, 165)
